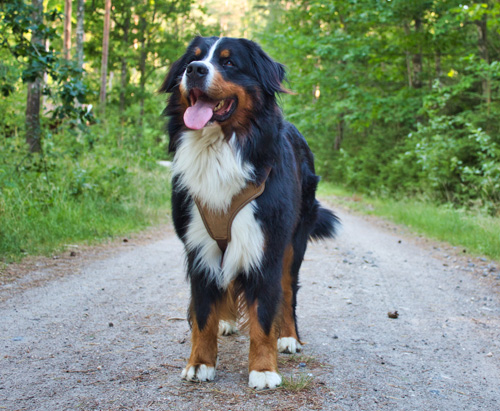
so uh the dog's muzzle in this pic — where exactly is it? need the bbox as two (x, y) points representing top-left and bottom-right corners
(185, 61), (210, 89)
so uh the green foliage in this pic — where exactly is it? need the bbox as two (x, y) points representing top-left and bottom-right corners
(0, 0), (89, 123)
(392, 115), (500, 208)
(255, 0), (500, 214)
(0, 0), (59, 83)
(0, 128), (171, 263)
(318, 181), (500, 261)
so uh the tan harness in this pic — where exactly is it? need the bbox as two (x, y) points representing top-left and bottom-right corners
(193, 169), (271, 259)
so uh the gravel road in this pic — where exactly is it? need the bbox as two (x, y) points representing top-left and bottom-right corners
(1, 208), (499, 410)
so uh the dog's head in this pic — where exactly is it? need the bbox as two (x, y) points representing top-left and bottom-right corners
(160, 36), (286, 131)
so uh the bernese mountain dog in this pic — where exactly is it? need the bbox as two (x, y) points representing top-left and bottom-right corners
(159, 36), (339, 390)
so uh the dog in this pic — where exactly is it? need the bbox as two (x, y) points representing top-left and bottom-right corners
(160, 36), (339, 390)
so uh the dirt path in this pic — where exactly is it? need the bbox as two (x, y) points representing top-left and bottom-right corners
(1, 209), (500, 410)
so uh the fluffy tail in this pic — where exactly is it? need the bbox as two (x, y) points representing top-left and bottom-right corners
(310, 201), (340, 241)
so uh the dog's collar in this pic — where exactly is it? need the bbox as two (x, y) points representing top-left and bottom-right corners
(193, 167), (271, 264)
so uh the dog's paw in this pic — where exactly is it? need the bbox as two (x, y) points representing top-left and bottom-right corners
(218, 320), (238, 336)
(277, 337), (302, 354)
(248, 370), (282, 390)
(181, 364), (216, 382)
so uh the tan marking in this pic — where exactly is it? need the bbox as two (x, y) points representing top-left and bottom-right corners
(220, 49), (230, 58)
(280, 245), (301, 342)
(186, 303), (219, 369)
(209, 71), (254, 135)
(179, 83), (190, 113)
(194, 47), (202, 57)
(218, 281), (239, 325)
(248, 301), (279, 373)
(185, 285), (239, 373)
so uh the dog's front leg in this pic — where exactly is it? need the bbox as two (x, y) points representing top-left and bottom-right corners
(247, 288), (282, 390)
(181, 276), (221, 382)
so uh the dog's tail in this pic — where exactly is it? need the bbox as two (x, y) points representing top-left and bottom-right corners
(310, 201), (340, 241)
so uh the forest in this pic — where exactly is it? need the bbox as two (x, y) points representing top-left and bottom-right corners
(1, 0), (500, 261)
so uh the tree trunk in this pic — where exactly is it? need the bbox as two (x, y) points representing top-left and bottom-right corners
(42, 38), (49, 113)
(476, 13), (491, 113)
(25, 0), (44, 153)
(403, 24), (413, 88)
(435, 50), (442, 86)
(63, 0), (72, 60)
(334, 113), (344, 151)
(138, 14), (147, 127)
(138, 1), (156, 130)
(26, 80), (42, 153)
(76, 0), (85, 70)
(412, 16), (422, 89)
(404, 18), (423, 89)
(99, 0), (112, 113)
(119, 10), (131, 117)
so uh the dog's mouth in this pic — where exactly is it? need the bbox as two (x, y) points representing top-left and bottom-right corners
(184, 89), (237, 130)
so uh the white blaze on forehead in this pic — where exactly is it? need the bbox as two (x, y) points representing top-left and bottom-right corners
(203, 38), (222, 63)
(198, 38), (221, 89)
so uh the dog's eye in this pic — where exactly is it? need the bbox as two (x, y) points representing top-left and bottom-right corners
(224, 60), (234, 67)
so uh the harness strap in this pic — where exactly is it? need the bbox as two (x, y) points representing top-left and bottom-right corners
(193, 168), (271, 262)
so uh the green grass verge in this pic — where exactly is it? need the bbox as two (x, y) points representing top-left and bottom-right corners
(0, 161), (171, 263)
(318, 182), (500, 261)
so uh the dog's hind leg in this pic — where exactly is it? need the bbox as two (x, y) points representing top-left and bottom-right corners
(218, 281), (239, 336)
(218, 319), (238, 336)
(278, 245), (302, 354)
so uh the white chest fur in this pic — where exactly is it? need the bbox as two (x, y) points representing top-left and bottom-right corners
(172, 126), (264, 288)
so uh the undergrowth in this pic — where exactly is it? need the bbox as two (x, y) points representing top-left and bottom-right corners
(318, 182), (500, 262)
(0, 122), (171, 263)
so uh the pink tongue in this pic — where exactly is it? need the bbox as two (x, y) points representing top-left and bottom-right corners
(184, 99), (216, 130)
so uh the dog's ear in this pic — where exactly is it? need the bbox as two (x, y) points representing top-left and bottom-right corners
(244, 40), (287, 96)
(159, 57), (187, 93)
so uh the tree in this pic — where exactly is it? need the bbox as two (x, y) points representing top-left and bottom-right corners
(99, 0), (111, 112)
(63, 0), (72, 60)
(76, 0), (85, 70)
(25, 0), (44, 153)
(118, 6), (131, 117)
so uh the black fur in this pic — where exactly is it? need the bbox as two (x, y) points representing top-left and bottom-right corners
(161, 37), (339, 337)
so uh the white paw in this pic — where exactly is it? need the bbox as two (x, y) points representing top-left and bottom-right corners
(248, 370), (282, 390)
(181, 364), (216, 382)
(277, 337), (302, 354)
(218, 320), (238, 336)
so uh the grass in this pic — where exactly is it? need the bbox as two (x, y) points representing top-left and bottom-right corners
(318, 182), (500, 261)
(280, 373), (315, 392)
(278, 354), (324, 392)
(0, 158), (171, 264)
(278, 354), (318, 367)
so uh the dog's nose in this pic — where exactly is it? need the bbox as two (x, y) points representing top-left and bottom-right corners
(186, 62), (209, 79)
